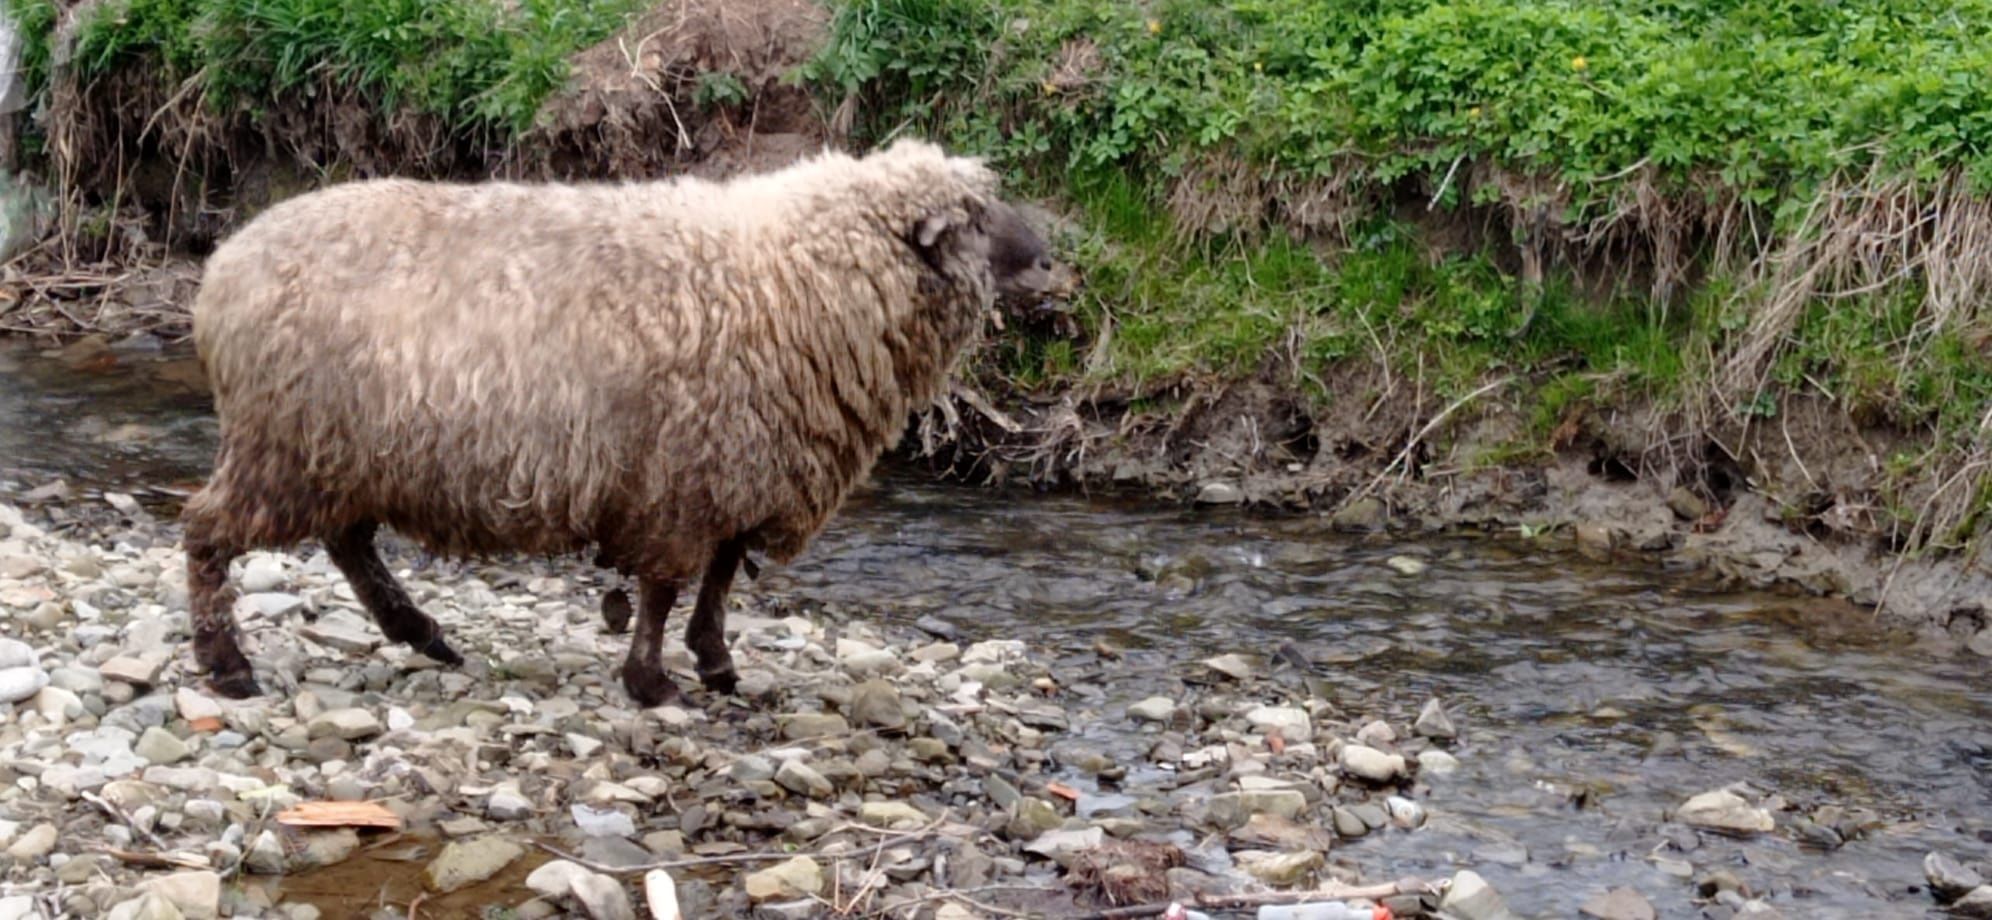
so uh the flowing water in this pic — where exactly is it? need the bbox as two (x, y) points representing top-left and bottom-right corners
(3, 337), (1989, 916)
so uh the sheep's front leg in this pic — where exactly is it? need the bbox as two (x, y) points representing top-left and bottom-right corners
(185, 529), (262, 698)
(325, 522), (463, 666)
(688, 537), (744, 694)
(621, 577), (684, 707)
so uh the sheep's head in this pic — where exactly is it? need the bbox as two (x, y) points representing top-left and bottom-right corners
(910, 197), (1060, 297)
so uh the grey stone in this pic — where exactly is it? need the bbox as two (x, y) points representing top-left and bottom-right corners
(774, 760), (832, 798)
(743, 856), (823, 901)
(1677, 790), (1773, 835)
(1415, 698), (1457, 739)
(1340, 744), (1406, 783)
(1440, 870), (1515, 920)
(1581, 887), (1656, 920)
(846, 680), (906, 731)
(1127, 696), (1177, 723)
(425, 836), (525, 893)
(306, 708), (381, 741)
(1927, 852), (1986, 902)
(137, 870), (220, 920)
(135, 726), (191, 765)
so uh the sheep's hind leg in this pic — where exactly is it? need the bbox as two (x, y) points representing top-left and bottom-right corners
(621, 578), (684, 707)
(325, 522), (463, 667)
(185, 528), (261, 698)
(687, 537), (744, 694)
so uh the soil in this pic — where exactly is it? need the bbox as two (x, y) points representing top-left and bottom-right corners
(3, 0), (1988, 649)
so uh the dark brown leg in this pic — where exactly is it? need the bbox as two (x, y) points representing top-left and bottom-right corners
(688, 537), (744, 693)
(185, 528), (261, 698)
(601, 587), (633, 634)
(325, 522), (462, 666)
(621, 577), (683, 707)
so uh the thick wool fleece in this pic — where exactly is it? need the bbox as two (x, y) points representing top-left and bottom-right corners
(183, 138), (1001, 580)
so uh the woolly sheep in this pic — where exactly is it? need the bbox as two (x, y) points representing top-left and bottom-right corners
(179, 138), (1057, 705)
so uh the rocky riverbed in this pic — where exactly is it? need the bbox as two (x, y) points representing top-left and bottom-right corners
(2, 439), (1990, 918)
(0, 498), (1495, 919)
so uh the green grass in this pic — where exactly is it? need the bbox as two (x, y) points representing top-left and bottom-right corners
(10, 0), (646, 136)
(803, 0), (1992, 485)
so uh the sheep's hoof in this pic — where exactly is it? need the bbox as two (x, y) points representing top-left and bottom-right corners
(622, 665), (683, 708)
(415, 635), (465, 668)
(207, 671), (264, 699)
(698, 666), (739, 695)
(600, 588), (632, 634)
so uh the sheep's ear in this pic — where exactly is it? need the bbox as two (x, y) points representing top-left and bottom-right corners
(914, 213), (952, 249)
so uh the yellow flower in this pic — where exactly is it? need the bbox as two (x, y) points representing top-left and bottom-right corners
(1042, 81), (1056, 96)
(1571, 55), (1589, 71)
(1468, 106), (1481, 119)
(1254, 62), (1263, 72)
(1146, 18), (1161, 34)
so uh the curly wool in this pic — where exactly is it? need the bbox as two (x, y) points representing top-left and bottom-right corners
(182, 138), (1001, 580)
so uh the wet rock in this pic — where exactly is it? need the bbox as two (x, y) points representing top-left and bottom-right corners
(244, 831), (286, 874)
(306, 708), (381, 741)
(859, 801), (927, 829)
(1969, 628), (1992, 659)
(1952, 887), (1992, 919)
(774, 760), (832, 798)
(1384, 795), (1425, 828)
(1417, 750), (1459, 776)
(426, 836), (525, 893)
(106, 894), (183, 920)
(571, 871), (636, 920)
(1245, 706), (1309, 740)
(295, 829), (360, 868)
(0, 664), (47, 703)
(528, 860), (593, 899)
(1927, 852), (1986, 902)
(645, 870), (682, 920)
(1331, 806), (1368, 839)
(847, 680), (907, 731)
(239, 555), (288, 592)
(1201, 653), (1256, 681)
(1440, 870), (1514, 920)
(1023, 827), (1102, 862)
(487, 789), (535, 821)
(1330, 497), (1386, 532)
(137, 870), (220, 920)
(780, 713), (849, 740)
(1195, 481), (1244, 504)
(1574, 522), (1614, 560)
(1385, 555), (1427, 576)
(1231, 813), (1334, 851)
(1206, 790), (1306, 829)
(571, 805), (637, 838)
(1007, 798), (1064, 840)
(1339, 744), (1406, 783)
(1677, 790), (1774, 835)
(6, 823), (56, 862)
(135, 726), (191, 765)
(1415, 698), (1457, 739)
(744, 856), (824, 901)
(1580, 887), (1656, 920)
(1236, 849), (1321, 887)
(100, 654), (164, 687)
(1128, 696), (1178, 723)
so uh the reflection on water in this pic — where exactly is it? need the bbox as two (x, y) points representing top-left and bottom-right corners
(4, 338), (1988, 915)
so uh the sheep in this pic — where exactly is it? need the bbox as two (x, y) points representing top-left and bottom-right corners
(179, 138), (1058, 706)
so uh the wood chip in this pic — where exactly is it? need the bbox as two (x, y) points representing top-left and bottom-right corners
(1045, 781), (1081, 802)
(276, 800), (403, 830)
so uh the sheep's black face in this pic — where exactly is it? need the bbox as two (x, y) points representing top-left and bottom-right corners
(982, 200), (1058, 297)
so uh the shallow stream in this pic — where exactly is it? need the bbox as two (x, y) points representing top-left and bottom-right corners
(3, 338), (1987, 916)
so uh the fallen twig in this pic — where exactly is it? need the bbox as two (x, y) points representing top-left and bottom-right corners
(531, 816), (950, 876)
(1079, 878), (1442, 919)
